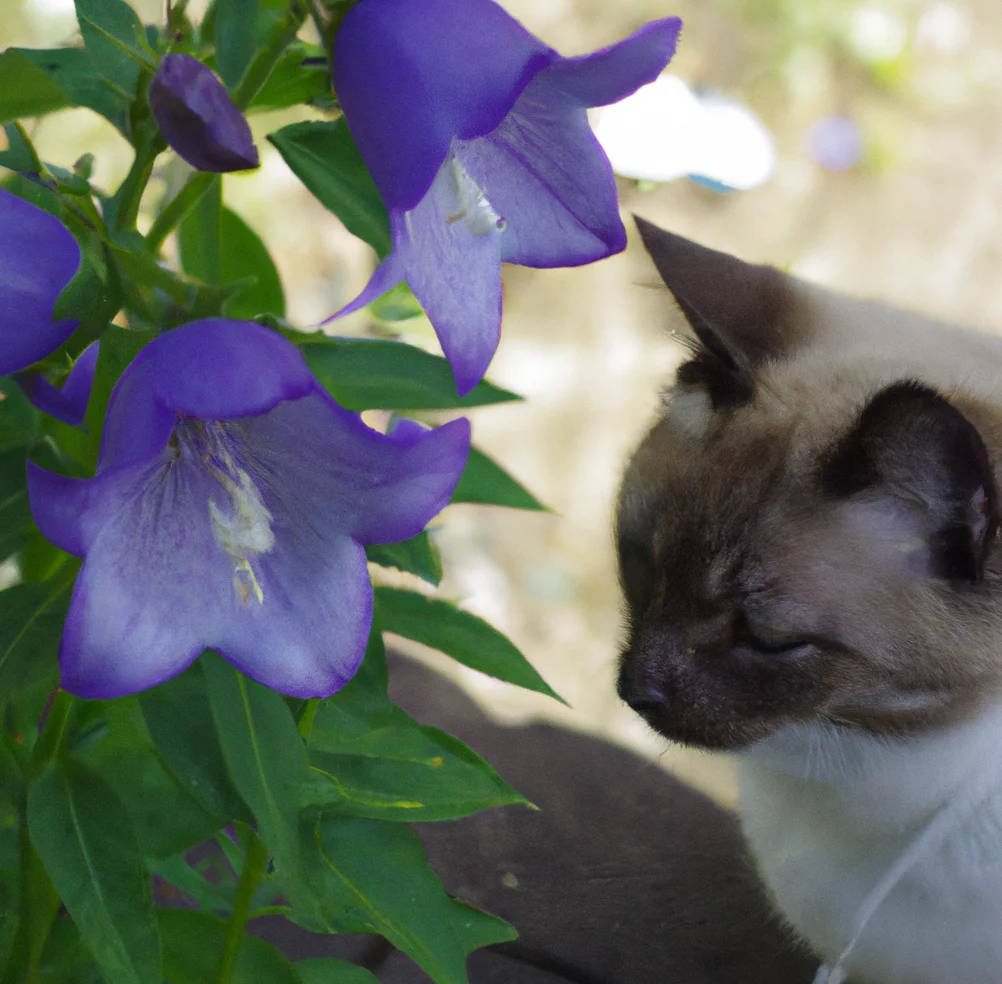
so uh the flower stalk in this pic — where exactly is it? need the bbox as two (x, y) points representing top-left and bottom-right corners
(215, 831), (270, 984)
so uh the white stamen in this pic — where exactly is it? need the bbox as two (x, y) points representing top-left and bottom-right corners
(448, 157), (506, 235)
(198, 430), (274, 606)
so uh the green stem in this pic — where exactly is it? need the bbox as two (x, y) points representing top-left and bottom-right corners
(112, 136), (167, 233)
(231, 1), (308, 111)
(145, 170), (217, 252)
(215, 833), (270, 984)
(297, 698), (320, 742)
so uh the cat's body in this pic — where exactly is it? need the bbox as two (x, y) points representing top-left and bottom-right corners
(617, 220), (1002, 984)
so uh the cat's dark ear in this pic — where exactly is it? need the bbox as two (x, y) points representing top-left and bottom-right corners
(634, 216), (793, 408)
(824, 382), (997, 581)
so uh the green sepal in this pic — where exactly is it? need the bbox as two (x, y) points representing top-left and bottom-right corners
(452, 446), (548, 511)
(366, 531), (442, 586)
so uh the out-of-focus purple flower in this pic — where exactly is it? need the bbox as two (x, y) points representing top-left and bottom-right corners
(808, 116), (863, 172)
(27, 319), (469, 699)
(150, 54), (259, 172)
(330, 0), (682, 395)
(18, 341), (99, 428)
(0, 188), (81, 377)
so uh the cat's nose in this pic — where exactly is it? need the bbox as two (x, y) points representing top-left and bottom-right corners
(617, 672), (670, 716)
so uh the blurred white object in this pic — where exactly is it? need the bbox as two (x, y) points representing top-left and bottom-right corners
(590, 74), (776, 191)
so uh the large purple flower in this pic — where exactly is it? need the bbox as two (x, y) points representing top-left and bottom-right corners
(330, 0), (682, 394)
(27, 319), (470, 699)
(150, 54), (259, 172)
(0, 188), (81, 376)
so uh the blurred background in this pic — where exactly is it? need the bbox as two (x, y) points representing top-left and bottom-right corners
(6, 0), (1002, 805)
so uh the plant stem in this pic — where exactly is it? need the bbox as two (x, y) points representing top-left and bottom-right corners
(112, 136), (167, 233)
(215, 832), (270, 984)
(297, 698), (320, 741)
(29, 690), (74, 780)
(145, 170), (216, 252)
(231, 1), (309, 111)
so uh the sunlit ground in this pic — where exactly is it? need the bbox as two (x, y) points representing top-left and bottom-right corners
(6, 0), (1002, 806)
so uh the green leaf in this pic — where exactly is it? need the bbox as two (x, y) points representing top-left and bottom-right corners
(27, 761), (161, 984)
(178, 174), (223, 286)
(307, 653), (526, 820)
(0, 121), (43, 175)
(375, 587), (564, 703)
(214, 0), (287, 90)
(307, 816), (513, 984)
(147, 852), (236, 913)
(268, 119), (391, 256)
(202, 654), (312, 906)
(74, 0), (153, 98)
(452, 447), (547, 511)
(0, 378), (39, 453)
(0, 49), (71, 123)
(182, 201), (286, 319)
(366, 531), (442, 586)
(297, 336), (520, 410)
(139, 662), (250, 822)
(11, 47), (131, 135)
(160, 909), (304, 984)
(296, 958), (380, 984)
(0, 579), (70, 706)
(250, 43), (331, 111)
(308, 724), (526, 822)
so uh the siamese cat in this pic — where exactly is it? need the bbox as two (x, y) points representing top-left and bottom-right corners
(616, 217), (1002, 984)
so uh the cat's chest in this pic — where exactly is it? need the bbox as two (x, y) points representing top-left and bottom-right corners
(734, 720), (1002, 984)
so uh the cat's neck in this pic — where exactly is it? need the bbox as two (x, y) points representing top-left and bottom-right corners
(737, 699), (1002, 832)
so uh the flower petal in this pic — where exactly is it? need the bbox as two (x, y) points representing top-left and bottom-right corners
(321, 249), (405, 325)
(334, 0), (554, 210)
(457, 80), (625, 267)
(0, 189), (81, 376)
(234, 393), (471, 544)
(97, 356), (177, 473)
(17, 340), (99, 427)
(391, 160), (504, 395)
(215, 535), (372, 697)
(146, 319), (316, 419)
(58, 456), (237, 698)
(540, 18), (682, 108)
(150, 54), (259, 172)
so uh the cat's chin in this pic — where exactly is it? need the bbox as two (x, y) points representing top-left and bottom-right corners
(639, 710), (779, 752)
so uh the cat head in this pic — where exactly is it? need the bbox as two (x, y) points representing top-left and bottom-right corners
(616, 218), (1002, 751)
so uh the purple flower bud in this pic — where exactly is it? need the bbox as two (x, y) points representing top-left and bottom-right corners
(327, 0), (682, 395)
(0, 188), (81, 376)
(150, 54), (259, 172)
(27, 319), (470, 699)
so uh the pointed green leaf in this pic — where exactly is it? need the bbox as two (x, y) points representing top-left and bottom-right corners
(249, 42), (331, 111)
(308, 816), (514, 984)
(202, 655), (312, 903)
(160, 909), (304, 984)
(452, 446), (548, 511)
(366, 531), (442, 586)
(140, 662), (249, 822)
(375, 588), (564, 703)
(28, 761), (161, 984)
(12, 46), (131, 135)
(0, 448), (33, 563)
(147, 851), (236, 913)
(74, 0), (153, 98)
(268, 119), (391, 256)
(0, 377), (40, 453)
(308, 679), (527, 821)
(0, 49), (71, 123)
(178, 174), (223, 286)
(297, 336), (520, 411)
(0, 579), (71, 707)
(296, 958), (379, 984)
(213, 0), (287, 90)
